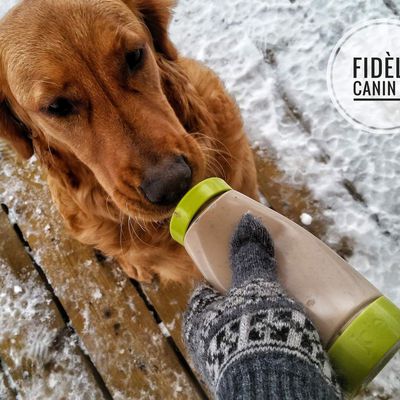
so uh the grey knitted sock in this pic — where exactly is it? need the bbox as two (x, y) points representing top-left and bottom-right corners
(230, 213), (277, 286)
(183, 214), (343, 400)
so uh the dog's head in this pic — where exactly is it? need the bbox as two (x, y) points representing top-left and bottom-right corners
(0, 0), (207, 221)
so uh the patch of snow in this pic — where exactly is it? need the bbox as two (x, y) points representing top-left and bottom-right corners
(0, 1), (20, 18)
(166, 319), (176, 333)
(0, 370), (11, 400)
(158, 322), (171, 338)
(81, 304), (91, 334)
(300, 213), (313, 226)
(151, 332), (163, 346)
(13, 285), (22, 295)
(2, 164), (13, 177)
(0, 260), (100, 400)
(0, 362), (18, 398)
(112, 390), (125, 400)
(172, 372), (186, 397)
(92, 288), (103, 300)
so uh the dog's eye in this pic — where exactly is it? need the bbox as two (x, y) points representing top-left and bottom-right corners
(46, 98), (75, 117)
(126, 48), (144, 72)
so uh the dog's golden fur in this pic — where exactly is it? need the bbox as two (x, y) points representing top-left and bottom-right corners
(0, 0), (258, 283)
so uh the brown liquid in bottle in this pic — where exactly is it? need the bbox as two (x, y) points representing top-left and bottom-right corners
(184, 190), (381, 346)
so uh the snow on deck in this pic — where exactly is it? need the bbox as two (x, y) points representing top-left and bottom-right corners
(171, 0), (400, 398)
(0, 261), (101, 400)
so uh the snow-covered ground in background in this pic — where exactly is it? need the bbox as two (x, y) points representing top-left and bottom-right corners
(170, 0), (400, 398)
(0, 0), (399, 398)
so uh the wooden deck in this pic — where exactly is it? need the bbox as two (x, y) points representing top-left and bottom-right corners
(0, 141), (348, 399)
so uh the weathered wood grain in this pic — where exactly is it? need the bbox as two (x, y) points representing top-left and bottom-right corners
(141, 281), (194, 369)
(254, 147), (327, 237)
(0, 209), (107, 400)
(254, 148), (354, 259)
(0, 142), (203, 399)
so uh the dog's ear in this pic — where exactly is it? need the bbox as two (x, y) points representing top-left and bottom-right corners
(127, 0), (178, 61)
(0, 54), (33, 159)
(0, 95), (33, 159)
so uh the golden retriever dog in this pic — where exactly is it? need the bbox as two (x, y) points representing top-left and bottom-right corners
(0, 0), (258, 283)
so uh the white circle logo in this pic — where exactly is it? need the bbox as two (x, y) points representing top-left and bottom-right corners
(327, 19), (400, 134)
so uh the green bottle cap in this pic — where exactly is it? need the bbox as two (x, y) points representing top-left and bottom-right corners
(170, 177), (232, 245)
(328, 296), (400, 397)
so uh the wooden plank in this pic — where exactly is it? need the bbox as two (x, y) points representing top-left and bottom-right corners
(0, 209), (107, 400)
(254, 147), (354, 259)
(0, 142), (203, 399)
(142, 282), (193, 362)
(254, 147), (328, 238)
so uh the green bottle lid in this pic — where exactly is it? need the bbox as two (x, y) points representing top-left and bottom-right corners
(328, 296), (400, 397)
(170, 177), (232, 245)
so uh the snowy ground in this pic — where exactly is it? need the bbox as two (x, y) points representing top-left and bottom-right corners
(170, 0), (400, 398)
(1, 0), (400, 399)
(0, 261), (101, 400)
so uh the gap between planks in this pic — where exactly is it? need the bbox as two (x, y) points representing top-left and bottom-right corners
(0, 208), (109, 399)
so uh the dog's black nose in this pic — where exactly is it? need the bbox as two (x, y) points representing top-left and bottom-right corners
(140, 155), (192, 206)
